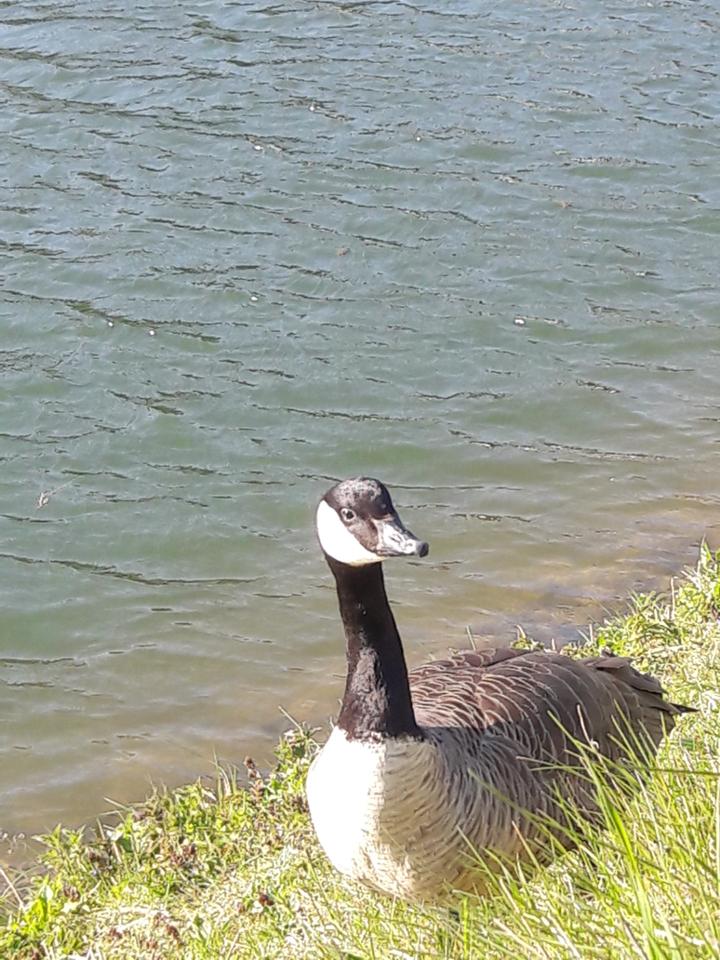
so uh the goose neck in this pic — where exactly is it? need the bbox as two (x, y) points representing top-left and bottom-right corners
(326, 556), (421, 741)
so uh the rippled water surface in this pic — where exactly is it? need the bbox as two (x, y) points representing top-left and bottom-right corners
(1, 0), (719, 851)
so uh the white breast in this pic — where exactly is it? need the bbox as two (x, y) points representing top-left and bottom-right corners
(306, 728), (473, 899)
(307, 729), (385, 878)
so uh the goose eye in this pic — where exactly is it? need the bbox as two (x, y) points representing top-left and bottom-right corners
(340, 507), (355, 523)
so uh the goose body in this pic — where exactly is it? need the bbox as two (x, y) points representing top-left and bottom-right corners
(306, 477), (691, 902)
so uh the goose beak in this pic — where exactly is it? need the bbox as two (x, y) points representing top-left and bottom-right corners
(374, 515), (429, 559)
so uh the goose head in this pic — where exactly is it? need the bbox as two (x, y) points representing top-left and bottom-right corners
(316, 477), (429, 567)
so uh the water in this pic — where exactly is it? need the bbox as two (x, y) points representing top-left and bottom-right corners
(1, 0), (719, 856)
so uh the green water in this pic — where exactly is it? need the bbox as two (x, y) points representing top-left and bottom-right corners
(1, 0), (719, 848)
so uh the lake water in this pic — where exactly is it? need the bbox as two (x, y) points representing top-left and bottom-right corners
(1, 0), (719, 857)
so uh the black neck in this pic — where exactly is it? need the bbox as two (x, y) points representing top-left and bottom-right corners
(326, 555), (422, 741)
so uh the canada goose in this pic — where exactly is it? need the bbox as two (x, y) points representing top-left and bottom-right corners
(306, 477), (693, 902)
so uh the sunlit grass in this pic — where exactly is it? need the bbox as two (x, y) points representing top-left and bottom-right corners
(2, 547), (719, 959)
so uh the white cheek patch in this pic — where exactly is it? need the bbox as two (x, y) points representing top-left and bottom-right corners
(316, 501), (381, 566)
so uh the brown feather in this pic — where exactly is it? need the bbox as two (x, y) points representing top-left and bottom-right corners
(405, 645), (692, 881)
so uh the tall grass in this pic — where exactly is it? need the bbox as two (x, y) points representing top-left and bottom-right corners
(2, 547), (718, 959)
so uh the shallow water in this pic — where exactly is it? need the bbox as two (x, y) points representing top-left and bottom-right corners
(1, 0), (719, 852)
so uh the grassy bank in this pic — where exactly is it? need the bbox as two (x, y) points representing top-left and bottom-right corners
(2, 548), (719, 960)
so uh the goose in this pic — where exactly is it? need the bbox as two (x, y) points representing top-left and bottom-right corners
(305, 476), (693, 902)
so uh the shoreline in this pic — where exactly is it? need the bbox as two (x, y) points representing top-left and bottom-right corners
(2, 547), (719, 958)
(1, 527), (714, 863)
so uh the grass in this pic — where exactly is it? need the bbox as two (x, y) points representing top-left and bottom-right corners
(1, 546), (719, 960)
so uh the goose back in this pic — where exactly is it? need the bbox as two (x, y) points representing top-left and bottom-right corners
(410, 648), (687, 864)
(410, 645), (680, 760)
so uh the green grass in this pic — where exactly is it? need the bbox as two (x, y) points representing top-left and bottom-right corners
(2, 547), (719, 960)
